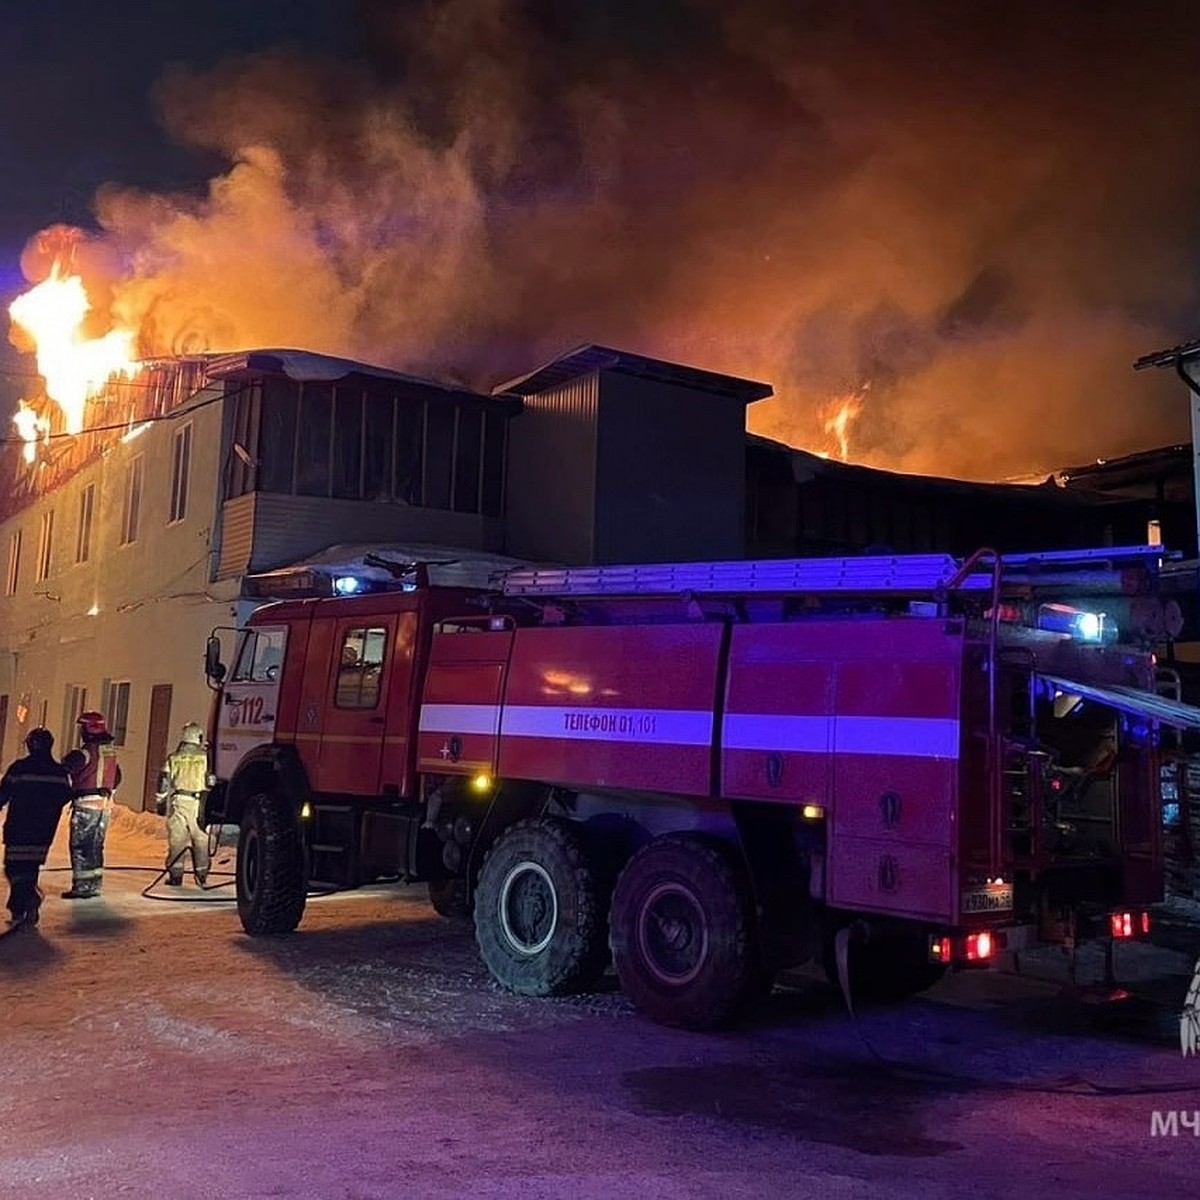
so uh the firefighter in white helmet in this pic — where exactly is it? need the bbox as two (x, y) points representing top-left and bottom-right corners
(155, 722), (210, 887)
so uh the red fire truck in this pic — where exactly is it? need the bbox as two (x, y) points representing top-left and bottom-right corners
(202, 545), (1184, 1029)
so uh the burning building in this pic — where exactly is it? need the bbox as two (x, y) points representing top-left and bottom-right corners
(0, 254), (1179, 812)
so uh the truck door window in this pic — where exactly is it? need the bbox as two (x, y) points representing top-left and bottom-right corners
(335, 627), (387, 708)
(231, 628), (287, 683)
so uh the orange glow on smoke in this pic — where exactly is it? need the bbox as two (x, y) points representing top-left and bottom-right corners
(7, 263), (141, 434)
(819, 389), (866, 461)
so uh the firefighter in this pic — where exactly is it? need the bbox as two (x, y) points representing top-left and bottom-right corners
(61, 711), (122, 899)
(155, 721), (210, 887)
(0, 728), (71, 926)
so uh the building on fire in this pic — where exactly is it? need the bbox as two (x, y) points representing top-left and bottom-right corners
(0, 341), (1189, 818)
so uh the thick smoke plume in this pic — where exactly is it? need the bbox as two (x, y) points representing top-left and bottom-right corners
(15, 0), (1200, 479)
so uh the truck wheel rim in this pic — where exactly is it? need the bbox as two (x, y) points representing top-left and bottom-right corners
(637, 881), (708, 985)
(498, 860), (557, 956)
(243, 829), (260, 897)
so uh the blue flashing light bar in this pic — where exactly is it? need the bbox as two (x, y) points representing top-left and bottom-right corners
(1037, 602), (1106, 642)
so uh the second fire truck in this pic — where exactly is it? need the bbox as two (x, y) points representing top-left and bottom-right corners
(201, 546), (1183, 1029)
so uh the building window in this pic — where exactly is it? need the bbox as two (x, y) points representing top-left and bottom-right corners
(104, 681), (131, 747)
(453, 408), (483, 514)
(224, 376), (496, 512)
(230, 627), (287, 683)
(35, 510), (53, 582)
(76, 484), (94, 564)
(334, 628), (387, 709)
(63, 685), (87, 744)
(423, 403), (454, 510)
(120, 456), (144, 546)
(331, 387), (363, 499)
(5, 531), (19, 595)
(226, 380), (259, 498)
(296, 382), (333, 497)
(169, 423), (192, 523)
(481, 410), (506, 517)
(259, 377), (297, 494)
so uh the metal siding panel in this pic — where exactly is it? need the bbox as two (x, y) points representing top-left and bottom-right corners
(595, 372), (747, 563)
(243, 493), (500, 573)
(503, 375), (598, 564)
(216, 494), (256, 579)
(497, 624), (722, 795)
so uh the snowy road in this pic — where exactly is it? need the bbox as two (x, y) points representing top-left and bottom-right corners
(2, 808), (1199, 1199)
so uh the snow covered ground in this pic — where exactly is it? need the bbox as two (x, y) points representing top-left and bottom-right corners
(1, 808), (1199, 1199)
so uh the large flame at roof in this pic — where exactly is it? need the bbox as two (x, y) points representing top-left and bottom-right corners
(8, 263), (140, 434)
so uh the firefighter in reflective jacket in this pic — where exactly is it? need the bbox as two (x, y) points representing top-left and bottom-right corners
(0, 728), (71, 925)
(61, 711), (122, 899)
(155, 722), (210, 886)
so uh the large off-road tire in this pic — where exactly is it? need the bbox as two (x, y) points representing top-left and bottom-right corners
(428, 877), (472, 920)
(822, 928), (947, 1003)
(474, 818), (609, 997)
(237, 791), (307, 936)
(610, 834), (759, 1031)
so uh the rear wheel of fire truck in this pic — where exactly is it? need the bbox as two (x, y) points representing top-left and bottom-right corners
(474, 818), (609, 997)
(822, 927), (946, 1003)
(237, 791), (307, 936)
(428, 877), (472, 920)
(610, 835), (758, 1031)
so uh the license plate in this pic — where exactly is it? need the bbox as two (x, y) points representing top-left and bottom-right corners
(961, 884), (1013, 914)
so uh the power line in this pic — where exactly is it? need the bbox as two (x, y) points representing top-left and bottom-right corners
(0, 385), (230, 447)
(0, 363), (213, 391)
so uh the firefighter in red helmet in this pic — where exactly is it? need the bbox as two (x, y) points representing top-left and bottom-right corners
(61, 711), (122, 899)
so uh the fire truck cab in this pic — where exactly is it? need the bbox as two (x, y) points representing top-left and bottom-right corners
(202, 546), (1183, 1029)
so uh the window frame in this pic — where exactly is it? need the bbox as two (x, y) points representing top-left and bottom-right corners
(105, 681), (131, 747)
(169, 422), (192, 524)
(6, 529), (21, 595)
(333, 627), (388, 710)
(75, 483), (94, 564)
(35, 509), (53, 582)
(120, 455), (144, 546)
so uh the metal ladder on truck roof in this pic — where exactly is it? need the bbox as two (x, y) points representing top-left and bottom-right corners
(498, 544), (1170, 600)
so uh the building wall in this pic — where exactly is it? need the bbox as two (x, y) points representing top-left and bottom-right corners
(216, 492), (504, 578)
(595, 373), (747, 564)
(0, 386), (236, 807)
(0, 362), (518, 809)
(504, 374), (599, 564)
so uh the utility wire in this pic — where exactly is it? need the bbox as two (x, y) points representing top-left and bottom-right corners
(0, 384), (235, 447)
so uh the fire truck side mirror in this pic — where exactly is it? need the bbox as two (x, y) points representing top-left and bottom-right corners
(205, 636), (227, 683)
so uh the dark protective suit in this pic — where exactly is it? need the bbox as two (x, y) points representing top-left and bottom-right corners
(0, 750), (71, 922)
(156, 743), (210, 884)
(62, 740), (122, 897)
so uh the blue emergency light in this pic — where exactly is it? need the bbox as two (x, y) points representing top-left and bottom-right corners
(1037, 602), (1107, 642)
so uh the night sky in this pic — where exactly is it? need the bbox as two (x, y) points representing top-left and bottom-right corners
(4, 1), (1200, 479)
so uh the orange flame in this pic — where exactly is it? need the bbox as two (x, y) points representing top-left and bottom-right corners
(7, 263), (141, 434)
(819, 389), (866, 461)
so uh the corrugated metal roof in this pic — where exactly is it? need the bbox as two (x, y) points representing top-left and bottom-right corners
(492, 344), (773, 404)
(246, 541), (542, 592)
(203, 348), (518, 410)
(1133, 337), (1200, 370)
(746, 435), (1095, 507)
